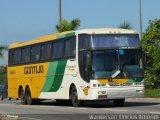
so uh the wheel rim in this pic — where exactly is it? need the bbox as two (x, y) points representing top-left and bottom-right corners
(26, 91), (32, 105)
(72, 92), (78, 104)
(71, 88), (79, 106)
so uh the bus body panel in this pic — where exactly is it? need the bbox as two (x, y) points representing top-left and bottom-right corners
(7, 28), (144, 102)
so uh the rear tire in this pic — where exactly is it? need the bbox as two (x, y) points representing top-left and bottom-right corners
(19, 88), (25, 104)
(26, 87), (34, 105)
(70, 86), (83, 107)
(113, 99), (125, 106)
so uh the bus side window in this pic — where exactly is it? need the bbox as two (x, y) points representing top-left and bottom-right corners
(41, 43), (51, 60)
(52, 40), (64, 59)
(31, 46), (40, 62)
(13, 49), (21, 65)
(64, 39), (76, 58)
(9, 50), (13, 65)
(22, 47), (30, 63)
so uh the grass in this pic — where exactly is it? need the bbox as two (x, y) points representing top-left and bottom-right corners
(145, 89), (160, 98)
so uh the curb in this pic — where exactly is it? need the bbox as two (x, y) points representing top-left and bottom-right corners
(126, 98), (160, 102)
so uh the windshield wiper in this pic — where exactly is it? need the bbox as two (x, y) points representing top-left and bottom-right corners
(111, 70), (121, 78)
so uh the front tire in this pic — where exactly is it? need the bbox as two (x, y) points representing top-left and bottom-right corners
(70, 86), (83, 107)
(113, 99), (125, 106)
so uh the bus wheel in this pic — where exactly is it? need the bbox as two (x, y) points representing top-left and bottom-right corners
(19, 88), (25, 104)
(113, 99), (125, 106)
(70, 86), (83, 107)
(26, 88), (34, 105)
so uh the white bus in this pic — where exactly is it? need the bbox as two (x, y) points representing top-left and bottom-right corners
(8, 28), (144, 107)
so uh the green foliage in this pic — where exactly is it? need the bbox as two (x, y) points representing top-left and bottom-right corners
(0, 68), (7, 85)
(118, 21), (132, 29)
(56, 19), (81, 33)
(142, 19), (160, 89)
(0, 46), (8, 59)
(145, 89), (160, 98)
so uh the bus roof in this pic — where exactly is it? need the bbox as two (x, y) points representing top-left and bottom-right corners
(9, 28), (138, 49)
(75, 28), (137, 34)
(9, 31), (74, 49)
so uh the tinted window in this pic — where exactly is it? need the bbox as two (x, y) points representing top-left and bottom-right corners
(13, 49), (21, 64)
(31, 46), (40, 61)
(9, 50), (13, 65)
(78, 34), (90, 50)
(78, 34), (141, 50)
(22, 47), (30, 63)
(65, 39), (76, 57)
(52, 40), (64, 59)
(91, 34), (140, 48)
(41, 43), (51, 60)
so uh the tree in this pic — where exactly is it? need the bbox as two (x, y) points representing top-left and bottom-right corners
(56, 19), (81, 33)
(142, 19), (160, 88)
(118, 21), (132, 29)
(0, 46), (7, 59)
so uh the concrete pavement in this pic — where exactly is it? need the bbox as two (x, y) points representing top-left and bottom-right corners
(0, 99), (160, 120)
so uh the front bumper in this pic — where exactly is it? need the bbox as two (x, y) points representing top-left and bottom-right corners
(84, 86), (144, 100)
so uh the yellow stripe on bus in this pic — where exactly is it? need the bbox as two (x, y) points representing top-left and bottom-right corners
(97, 79), (128, 84)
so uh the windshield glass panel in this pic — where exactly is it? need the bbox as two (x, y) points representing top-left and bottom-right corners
(92, 50), (119, 71)
(120, 50), (139, 66)
(91, 49), (143, 79)
(119, 50), (143, 78)
(92, 50), (119, 79)
(91, 34), (140, 48)
(78, 34), (141, 50)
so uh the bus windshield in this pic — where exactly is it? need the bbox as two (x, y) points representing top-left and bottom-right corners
(92, 50), (119, 78)
(91, 49), (143, 79)
(79, 34), (141, 50)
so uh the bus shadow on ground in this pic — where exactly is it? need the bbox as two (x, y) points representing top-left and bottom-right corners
(31, 100), (160, 108)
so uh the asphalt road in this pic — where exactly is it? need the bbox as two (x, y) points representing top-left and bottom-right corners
(0, 99), (160, 120)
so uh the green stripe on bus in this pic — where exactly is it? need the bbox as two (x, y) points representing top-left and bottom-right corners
(128, 78), (143, 83)
(56, 32), (75, 39)
(42, 60), (67, 92)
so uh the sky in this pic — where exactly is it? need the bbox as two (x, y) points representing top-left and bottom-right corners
(0, 0), (160, 64)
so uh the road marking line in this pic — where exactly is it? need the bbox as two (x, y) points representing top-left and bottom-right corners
(79, 108), (87, 110)
(20, 117), (43, 120)
(150, 112), (160, 114)
(104, 108), (127, 112)
(66, 107), (87, 110)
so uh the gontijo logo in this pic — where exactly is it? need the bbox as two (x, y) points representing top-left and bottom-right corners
(24, 65), (44, 74)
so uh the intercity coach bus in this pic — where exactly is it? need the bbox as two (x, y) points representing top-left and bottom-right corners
(8, 28), (144, 107)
